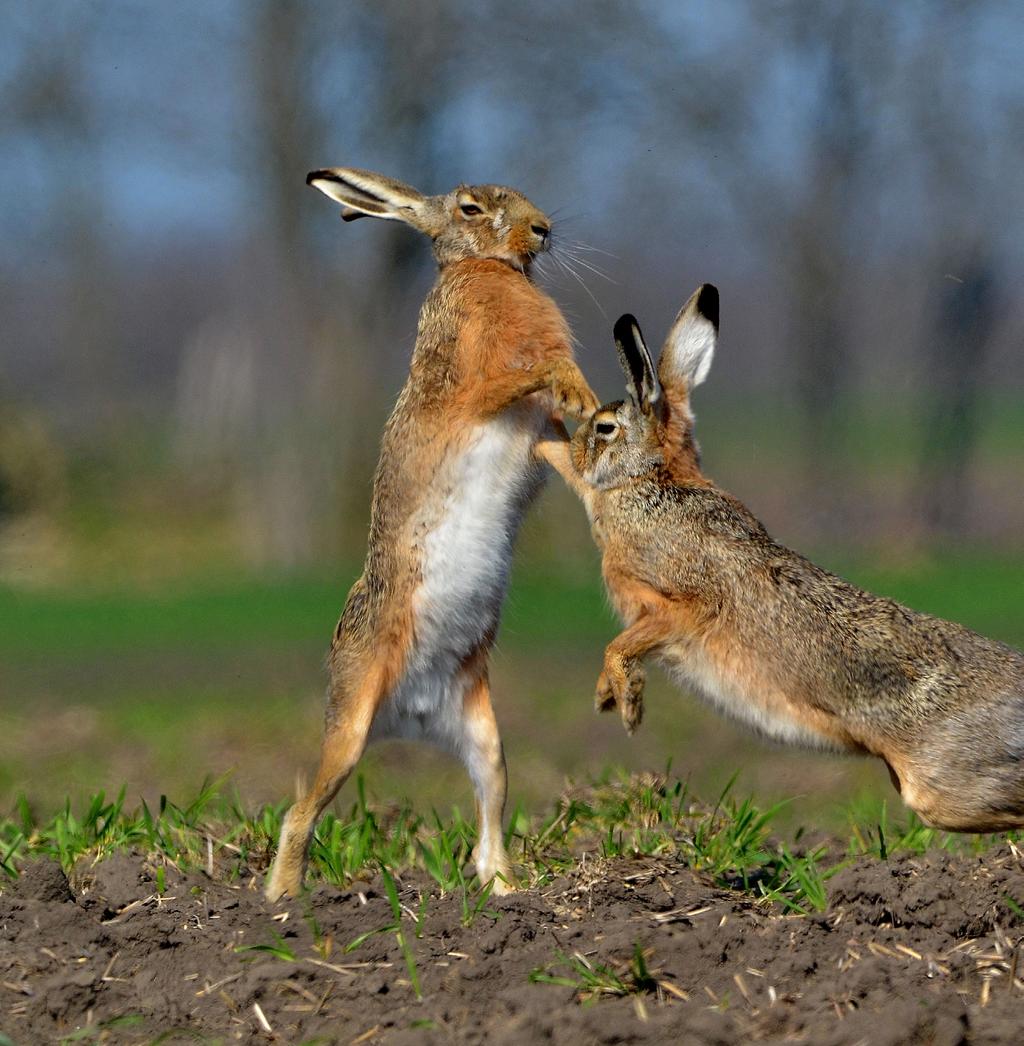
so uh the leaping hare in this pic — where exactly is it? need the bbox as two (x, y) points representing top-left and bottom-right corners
(265, 168), (598, 901)
(539, 285), (1024, 833)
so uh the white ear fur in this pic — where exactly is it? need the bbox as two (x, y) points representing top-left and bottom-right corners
(306, 167), (426, 223)
(660, 283), (719, 390)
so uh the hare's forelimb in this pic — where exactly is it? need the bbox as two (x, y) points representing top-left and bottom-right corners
(546, 358), (600, 420)
(474, 357), (598, 421)
(597, 610), (677, 735)
(595, 658), (646, 734)
(535, 436), (590, 499)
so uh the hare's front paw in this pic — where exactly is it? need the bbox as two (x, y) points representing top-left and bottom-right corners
(550, 361), (600, 420)
(596, 656), (646, 735)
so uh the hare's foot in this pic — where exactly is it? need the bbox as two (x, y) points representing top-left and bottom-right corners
(489, 874), (516, 897)
(265, 806), (309, 901)
(550, 359), (600, 420)
(483, 863), (517, 896)
(265, 862), (302, 903)
(471, 842), (515, 895)
(596, 654), (646, 735)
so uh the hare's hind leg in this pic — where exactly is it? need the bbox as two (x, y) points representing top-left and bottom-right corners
(457, 663), (512, 894)
(266, 664), (387, 901)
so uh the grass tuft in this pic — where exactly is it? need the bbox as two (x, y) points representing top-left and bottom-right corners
(2, 770), (1020, 920)
(530, 942), (665, 1005)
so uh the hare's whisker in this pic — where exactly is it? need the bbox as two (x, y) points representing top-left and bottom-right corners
(567, 240), (619, 260)
(555, 244), (614, 284)
(560, 250), (613, 282)
(553, 253), (608, 318)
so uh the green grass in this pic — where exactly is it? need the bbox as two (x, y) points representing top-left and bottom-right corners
(0, 570), (618, 659)
(532, 773), (836, 914)
(843, 796), (1024, 860)
(3, 773), (1018, 920)
(2, 552), (1021, 659)
(0, 577), (351, 657)
(530, 943), (661, 1004)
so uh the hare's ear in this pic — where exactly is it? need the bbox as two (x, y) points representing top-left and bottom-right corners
(613, 314), (662, 414)
(659, 284), (719, 392)
(307, 167), (429, 226)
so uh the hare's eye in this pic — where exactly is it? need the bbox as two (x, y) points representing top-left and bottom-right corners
(595, 422), (617, 437)
(459, 203), (483, 217)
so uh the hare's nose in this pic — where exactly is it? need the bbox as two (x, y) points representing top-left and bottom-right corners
(531, 224), (550, 242)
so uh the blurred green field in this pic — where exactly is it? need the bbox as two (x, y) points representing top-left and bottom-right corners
(3, 553), (1024, 835)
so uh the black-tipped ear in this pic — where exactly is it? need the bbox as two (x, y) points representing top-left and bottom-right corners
(306, 167), (427, 225)
(694, 283), (719, 331)
(659, 283), (719, 392)
(613, 314), (662, 412)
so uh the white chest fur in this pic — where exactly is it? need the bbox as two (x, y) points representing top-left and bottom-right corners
(374, 404), (546, 746)
(414, 412), (541, 653)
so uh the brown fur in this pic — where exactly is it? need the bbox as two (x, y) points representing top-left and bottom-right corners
(540, 286), (1024, 833)
(266, 170), (597, 901)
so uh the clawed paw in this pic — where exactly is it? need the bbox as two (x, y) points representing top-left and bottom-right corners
(595, 657), (646, 735)
(595, 669), (617, 714)
(551, 364), (600, 421)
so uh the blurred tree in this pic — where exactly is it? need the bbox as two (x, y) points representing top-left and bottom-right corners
(4, 0), (1024, 579)
(0, 406), (64, 518)
(904, 1), (1008, 542)
(658, 1), (890, 516)
(916, 257), (997, 539)
(783, 17), (871, 508)
(0, 3), (113, 421)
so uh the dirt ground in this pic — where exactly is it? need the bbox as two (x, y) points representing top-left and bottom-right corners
(3, 837), (1024, 1045)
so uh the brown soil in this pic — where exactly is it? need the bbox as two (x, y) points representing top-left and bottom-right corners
(3, 842), (1024, 1044)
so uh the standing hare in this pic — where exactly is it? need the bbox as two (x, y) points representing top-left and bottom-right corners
(539, 284), (1024, 832)
(265, 168), (598, 901)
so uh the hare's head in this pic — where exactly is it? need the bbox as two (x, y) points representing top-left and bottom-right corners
(307, 167), (552, 272)
(572, 284), (719, 490)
